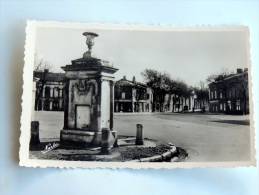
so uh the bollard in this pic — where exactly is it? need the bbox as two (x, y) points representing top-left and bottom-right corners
(30, 121), (40, 145)
(136, 124), (144, 145)
(101, 128), (111, 154)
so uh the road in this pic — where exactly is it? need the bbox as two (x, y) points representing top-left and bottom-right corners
(35, 111), (252, 162)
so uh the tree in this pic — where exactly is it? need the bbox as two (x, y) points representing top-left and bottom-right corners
(141, 69), (161, 112)
(171, 80), (191, 112)
(34, 53), (52, 110)
(141, 69), (192, 112)
(114, 80), (124, 100)
(192, 81), (209, 108)
(141, 69), (172, 112)
(34, 52), (52, 71)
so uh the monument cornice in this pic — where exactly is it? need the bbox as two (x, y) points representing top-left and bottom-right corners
(61, 64), (118, 74)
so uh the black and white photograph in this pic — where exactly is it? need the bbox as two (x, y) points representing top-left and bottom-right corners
(20, 21), (256, 168)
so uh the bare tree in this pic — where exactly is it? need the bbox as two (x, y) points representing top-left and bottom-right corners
(34, 52), (52, 71)
(34, 52), (52, 110)
(114, 81), (124, 100)
(141, 69), (192, 112)
(172, 80), (191, 112)
(192, 81), (209, 109)
(141, 69), (161, 112)
(141, 69), (172, 112)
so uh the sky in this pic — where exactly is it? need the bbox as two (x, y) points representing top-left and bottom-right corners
(35, 26), (249, 87)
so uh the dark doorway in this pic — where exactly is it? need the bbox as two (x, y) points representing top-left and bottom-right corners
(44, 99), (50, 111)
(37, 100), (42, 110)
(45, 87), (50, 98)
(53, 100), (59, 111)
(123, 102), (132, 112)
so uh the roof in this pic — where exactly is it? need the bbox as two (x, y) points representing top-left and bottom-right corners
(208, 71), (248, 86)
(115, 78), (147, 89)
(34, 72), (66, 82)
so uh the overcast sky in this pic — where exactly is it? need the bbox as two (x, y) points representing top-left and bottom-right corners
(35, 26), (248, 87)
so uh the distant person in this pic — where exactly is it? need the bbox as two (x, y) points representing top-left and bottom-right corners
(192, 106), (195, 113)
(202, 106), (205, 113)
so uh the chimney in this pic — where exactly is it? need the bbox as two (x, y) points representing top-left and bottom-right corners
(123, 75), (126, 80)
(237, 68), (243, 74)
(132, 76), (136, 83)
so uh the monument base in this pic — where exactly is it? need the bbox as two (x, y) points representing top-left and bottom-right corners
(60, 129), (117, 147)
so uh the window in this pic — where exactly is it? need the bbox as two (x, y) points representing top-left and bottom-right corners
(220, 91), (223, 99)
(236, 99), (240, 110)
(228, 90), (234, 98)
(220, 103), (223, 111)
(232, 88), (235, 98)
(211, 91), (214, 99)
(139, 89), (146, 100)
(236, 90), (240, 97)
(214, 91), (217, 99)
(147, 93), (150, 100)
(45, 87), (50, 98)
(122, 92), (125, 99)
(54, 88), (59, 98)
(228, 100), (231, 110)
(60, 89), (63, 98)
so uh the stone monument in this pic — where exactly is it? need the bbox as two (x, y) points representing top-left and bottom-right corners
(60, 32), (118, 147)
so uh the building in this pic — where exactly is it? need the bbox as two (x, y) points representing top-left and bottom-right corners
(34, 71), (65, 111)
(165, 93), (200, 113)
(208, 68), (249, 114)
(114, 76), (153, 113)
(114, 76), (202, 113)
(33, 72), (210, 114)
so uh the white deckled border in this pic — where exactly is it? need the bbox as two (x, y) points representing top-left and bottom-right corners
(19, 20), (257, 169)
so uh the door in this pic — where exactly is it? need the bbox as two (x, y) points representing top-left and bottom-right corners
(76, 105), (91, 129)
(53, 100), (59, 111)
(44, 99), (50, 111)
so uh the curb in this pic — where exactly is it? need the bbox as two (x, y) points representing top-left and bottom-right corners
(129, 143), (178, 162)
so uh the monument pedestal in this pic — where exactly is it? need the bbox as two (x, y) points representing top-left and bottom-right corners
(60, 129), (117, 147)
(60, 32), (118, 148)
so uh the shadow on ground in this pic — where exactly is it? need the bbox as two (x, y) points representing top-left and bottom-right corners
(211, 120), (250, 126)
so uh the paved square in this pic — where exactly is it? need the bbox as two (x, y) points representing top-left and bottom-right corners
(34, 111), (251, 162)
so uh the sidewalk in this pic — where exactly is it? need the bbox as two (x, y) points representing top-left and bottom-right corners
(114, 112), (154, 116)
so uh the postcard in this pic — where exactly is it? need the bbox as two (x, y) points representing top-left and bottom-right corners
(20, 21), (256, 168)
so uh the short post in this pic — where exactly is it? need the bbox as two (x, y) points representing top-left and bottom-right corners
(30, 121), (40, 145)
(101, 128), (111, 154)
(136, 124), (144, 145)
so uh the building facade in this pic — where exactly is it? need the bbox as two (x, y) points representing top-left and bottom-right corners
(208, 68), (249, 114)
(34, 71), (65, 111)
(114, 76), (153, 113)
(164, 94), (200, 113)
(34, 72), (211, 113)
